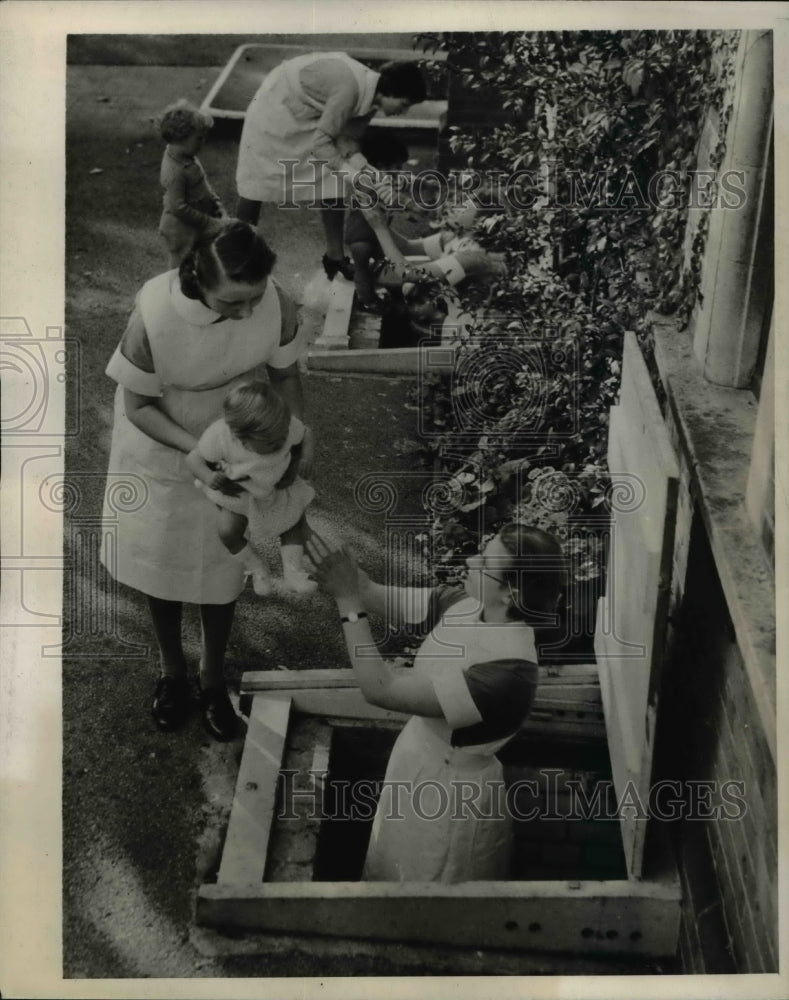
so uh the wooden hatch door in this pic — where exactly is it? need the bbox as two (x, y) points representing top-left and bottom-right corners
(595, 331), (679, 879)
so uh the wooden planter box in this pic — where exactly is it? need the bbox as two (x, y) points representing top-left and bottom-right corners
(305, 265), (460, 375)
(196, 668), (680, 957)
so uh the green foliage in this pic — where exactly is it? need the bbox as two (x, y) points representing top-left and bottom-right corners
(411, 29), (739, 584)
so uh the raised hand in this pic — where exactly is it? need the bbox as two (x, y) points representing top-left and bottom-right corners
(304, 532), (361, 599)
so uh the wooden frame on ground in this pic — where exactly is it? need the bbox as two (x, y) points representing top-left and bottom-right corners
(197, 668), (680, 957)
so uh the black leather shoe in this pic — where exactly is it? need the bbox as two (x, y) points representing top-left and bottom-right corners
(152, 676), (192, 731)
(199, 684), (238, 741)
(322, 254), (355, 281)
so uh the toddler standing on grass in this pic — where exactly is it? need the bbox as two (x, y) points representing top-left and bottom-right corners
(186, 380), (317, 596)
(157, 100), (227, 267)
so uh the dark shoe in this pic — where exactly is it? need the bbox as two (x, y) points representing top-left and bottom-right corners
(199, 683), (238, 741)
(152, 676), (192, 731)
(322, 254), (355, 281)
(356, 297), (384, 315)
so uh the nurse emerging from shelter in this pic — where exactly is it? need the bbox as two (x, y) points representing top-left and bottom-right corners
(306, 524), (566, 882)
(235, 51), (426, 281)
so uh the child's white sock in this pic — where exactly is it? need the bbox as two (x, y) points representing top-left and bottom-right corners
(231, 543), (273, 596)
(280, 544), (317, 595)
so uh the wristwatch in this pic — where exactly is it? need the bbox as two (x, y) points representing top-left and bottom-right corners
(340, 611), (368, 624)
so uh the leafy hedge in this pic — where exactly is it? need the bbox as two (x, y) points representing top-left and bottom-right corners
(410, 30), (739, 613)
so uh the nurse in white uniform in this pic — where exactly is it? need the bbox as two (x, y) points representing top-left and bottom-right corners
(102, 221), (310, 741)
(236, 52), (426, 281)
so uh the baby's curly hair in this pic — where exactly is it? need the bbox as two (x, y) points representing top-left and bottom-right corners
(157, 99), (213, 143)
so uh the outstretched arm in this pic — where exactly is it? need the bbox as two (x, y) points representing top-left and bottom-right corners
(305, 533), (444, 717)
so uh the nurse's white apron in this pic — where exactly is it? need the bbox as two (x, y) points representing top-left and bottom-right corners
(101, 272), (286, 604)
(236, 51), (379, 204)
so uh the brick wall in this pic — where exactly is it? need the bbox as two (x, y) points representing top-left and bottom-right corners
(655, 441), (778, 973)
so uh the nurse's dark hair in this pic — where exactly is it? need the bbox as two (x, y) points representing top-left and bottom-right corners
(498, 523), (567, 623)
(376, 61), (427, 104)
(179, 220), (277, 300)
(360, 131), (409, 169)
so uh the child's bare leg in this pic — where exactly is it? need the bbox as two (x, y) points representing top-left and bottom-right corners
(408, 250), (506, 289)
(219, 508), (274, 596)
(280, 515), (317, 595)
(281, 515), (309, 548)
(217, 509), (249, 554)
(320, 202), (347, 263)
(349, 241), (378, 304)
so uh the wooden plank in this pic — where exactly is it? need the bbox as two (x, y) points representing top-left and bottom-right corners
(307, 346), (423, 374)
(243, 669), (359, 692)
(216, 695), (291, 884)
(242, 666), (601, 694)
(521, 717), (607, 742)
(286, 686), (409, 722)
(621, 333), (679, 481)
(533, 687), (601, 705)
(596, 332), (679, 879)
(263, 719), (333, 883)
(241, 670), (602, 733)
(197, 876), (680, 956)
(539, 663), (600, 681)
(595, 631), (641, 777)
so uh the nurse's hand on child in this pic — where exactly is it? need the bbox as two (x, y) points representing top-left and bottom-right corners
(206, 469), (244, 496)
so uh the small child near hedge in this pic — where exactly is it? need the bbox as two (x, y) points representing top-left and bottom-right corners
(156, 100), (227, 267)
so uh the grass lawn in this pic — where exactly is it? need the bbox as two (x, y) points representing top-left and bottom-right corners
(67, 33), (423, 66)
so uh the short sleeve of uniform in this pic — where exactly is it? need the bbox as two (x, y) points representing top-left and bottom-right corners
(105, 300), (163, 397)
(267, 284), (306, 369)
(287, 415), (305, 447)
(435, 659), (539, 744)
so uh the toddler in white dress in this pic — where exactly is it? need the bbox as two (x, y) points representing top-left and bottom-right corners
(186, 380), (316, 595)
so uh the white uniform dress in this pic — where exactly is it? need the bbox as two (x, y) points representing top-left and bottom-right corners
(101, 271), (304, 605)
(236, 51), (380, 204)
(363, 586), (539, 883)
